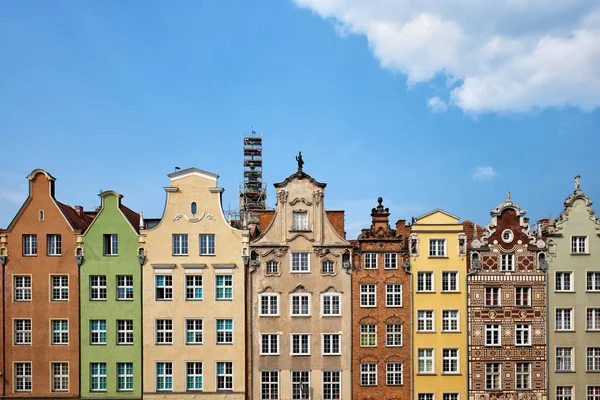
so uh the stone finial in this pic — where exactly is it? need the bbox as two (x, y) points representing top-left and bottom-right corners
(506, 191), (511, 201)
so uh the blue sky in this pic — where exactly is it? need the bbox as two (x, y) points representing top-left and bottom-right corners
(1, 0), (599, 238)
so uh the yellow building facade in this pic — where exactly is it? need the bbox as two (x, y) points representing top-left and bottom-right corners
(140, 168), (248, 400)
(409, 210), (468, 400)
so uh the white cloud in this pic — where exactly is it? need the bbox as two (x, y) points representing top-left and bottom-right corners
(427, 96), (448, 112)
(472, 166), (497, 181)
(0, 188), (26, 205)
(293, 0), (600, 114)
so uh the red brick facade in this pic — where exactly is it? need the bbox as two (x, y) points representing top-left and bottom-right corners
(352, 198), (412, 400)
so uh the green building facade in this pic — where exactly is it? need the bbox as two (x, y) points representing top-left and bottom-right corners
(79, 191), (142, 399)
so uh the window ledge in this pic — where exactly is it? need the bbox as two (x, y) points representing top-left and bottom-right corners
(555, 370), (576, 373)
(570, 253), (590, 256)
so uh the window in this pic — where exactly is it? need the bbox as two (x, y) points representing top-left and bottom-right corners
(588, 272), (600, 291)
(557, 387), (573, 400)
(52, 363), (68, 392)
(485, 287), (500, 307)
(501, 254), (514, 272)
(417, 310), (434, 332)
(444, 394), (460, 400)
(360, 284), (376, 307)
(260, 334), (279, 355)
(23, 234), (37, 256)
(556, 309), (573, 331)
(291, 294), (310, 316)
(117, 362), (133, 391)
(587, 308), (600, 330)
(261, 371), (280, 399)
(186, 362), (203, 391)
(291, 252), (309, 272)
(384, 253), (397, 269)
(51, 320), (68, 345)
(322, 371), (341, 400)
(485, 324), (501, 346)
(90, 320), (107, 344)
(15, 362), (32, 392)
(442, 272), (458, 292)
(155, 319), (172, 344)
(216, 361), (233, 390)
(117, 275), (134, 300)
(588, 347), (600, 371)
(172, 234), (188, 255)
(515, 362), (531, 390)
(14, 276), (32, 301)
(386, 362), (403, 385)
(485, 363), (501, 390)
(103, 234), (118, 255)
(386, 284), (402, 307)
(15, 319), (31, 345)
(39, 210), (44, 220)
(266, 260), (279, 274)
(47, 234), (61, 255)
(155, 275), (173, 300)
(322, 260), (334, 274)
(360, 325), (376, 347)
(291, 371), (310, 400)
(199, 234), (215, 255)
(260, 294), (279, 316)
(291, 334), (310, 355)
(386, 324), (402, 347)
(322, 294), (341, 316)
(90, 362), (107, 391)
(515, 324), (531, 346)
(216, 319), (233, 344)
(323, 334), (341, 355)
(292, 211), (308, 230)
(360, 363), (377, 386)
(186, 319), (203, 344)
(556, 272), (573, 291)
(572, 236), (588, 253)
(117, 320), (133, 344)
(419, 394), (435, 400)
(417, 272), (434, 292)
(364, 253), (377, 269)
(515, 287), (531, 306)
(418, 348), (434, 373)
(589, 386), (600, 400)
(51, 275), (69, 301)
(191, 202), (197, 214)
(556, 347), (573, 371)
(442, 310), (459, 332)
(215, 275), (233, 299)
(156, 362), (173, 391)
(442, 348), (459, 374)
(90, 275), (107, 300)
(429, 239), (446, 257)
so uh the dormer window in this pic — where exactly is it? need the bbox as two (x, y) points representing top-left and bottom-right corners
(292, 211), (308, 231)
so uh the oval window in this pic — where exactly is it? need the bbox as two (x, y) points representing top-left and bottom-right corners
(191, 202), (197, 215)
(501, 229), (514, 243)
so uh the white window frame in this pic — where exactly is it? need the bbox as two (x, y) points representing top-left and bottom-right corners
(418, 394), (435, 400)
(386, 283), (402, 307)
(266, 260), (279, 274)
(51, 319), (69, 345)
(360, 284), (376, 307)
(260, 334), (280, 355)
(556, 308), (574, 331)
(23, 234), (37, 256)
(556, 347), (574, 372)
(588, 347), (600, 371)
(442, 271), (459, 292)
(155, 361), (173, 391)
(290, 294), (310, 316)
(185, 274), (203, 301)
(199, 234), (215, 255)
(557, 386), (573, 400)
(417, 310), (435, 332)
(260, 370), (280, 400)
(116, 275), (134, 300)
(185, 361), (203, 391)
(515, 286), (531, 307)
(556, 272), (573, 292)
(364, 253), (378, 269)
(386, 362), (403, 385)
(571, 235), (588, 254)
(90, 319), (107, 345)
(515, 324), (532, 346)
(442, 348), (460, 374)
(15, 362), (32, 392)
(443, 394), (460, 400)
(429, 239), (446, 257)
(587, 271), (600, 292)
(501, 254), (515, 272)
(103, 234), (118, 256)
(260, 293), (280, 316)
(587, 308), (600, 331)
(360, 324), (377, 347)
(216, 319), (234, 344)
(117, 362), (134, 391)
(321, 260), (334, 274)
(485, 287), (501, 307)
(185, 319), (203, 345)
(485, 324), (501, 346)
(291, 252), (310, 273)
(172, 233), (188, 255)
(292, 211), (309, 231)
(290, 333), (310, 355)
(14, 319), (32, 345)
(515, 362), (531, 390)
(442, 310), (460, 332)
(417, 348), (435, 374)
(321, 293), (341, 316)
(155, 319), (173, 345)
(322, 333), (341, 355)
(485, 363), (501, 391)
(52, 362), (69, 392)
(386, 323), (402, 347)
(117, 319), (134, 345)
(216, 361), (234, 390)
(384, 253), (397, 269)
(417, 271), (434, 292)
(360, 363), (377, 386)
(14, 275), (32, 301)
(215, 275), (233, 300)
(90, 275), (107, 300)
(587, 386), (600, 400)
(322, 371), (341, 400)
(47, 234), (61, 256)
(90, 362), (107, 391)
(291, 370), (310, 400)
(51, 275), (69, 301)
(155, 275), (173, 301)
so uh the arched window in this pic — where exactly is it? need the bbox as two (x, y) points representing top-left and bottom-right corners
(191, 202), (197, 215)
(39, 210), (44, 221)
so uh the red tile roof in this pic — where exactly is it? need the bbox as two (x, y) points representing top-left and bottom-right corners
(120, 204), (140, 232)
(57, 202), (94, 232)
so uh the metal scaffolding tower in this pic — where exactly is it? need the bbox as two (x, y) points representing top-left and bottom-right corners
(239, 130), (266, 227)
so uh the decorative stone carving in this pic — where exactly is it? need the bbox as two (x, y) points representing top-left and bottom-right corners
(313, 189), (323, 206)
(313, 248), (340, 258)
(409, 233), (419, 257)
(173, 210), (215, 223)
(260, 247), (288, 258)
(290, 197), (313, 206)
(276, 190), (288, 204)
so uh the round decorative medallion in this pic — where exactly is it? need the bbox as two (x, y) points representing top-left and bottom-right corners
(489, 310), (497, 319)
(519, 310), (527, 318)
(502, 229), (514, 243)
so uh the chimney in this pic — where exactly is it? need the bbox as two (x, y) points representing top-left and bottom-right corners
(75, 206), (84, 218)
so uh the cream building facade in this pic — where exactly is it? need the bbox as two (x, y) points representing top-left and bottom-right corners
(248, 162), (352, 400)
(141, 168), (248, 400)
(409, 210), (468, 400)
